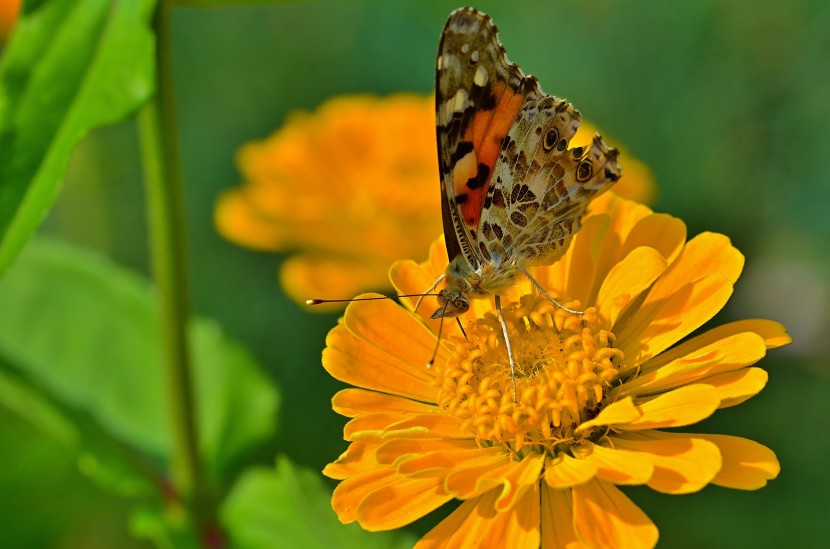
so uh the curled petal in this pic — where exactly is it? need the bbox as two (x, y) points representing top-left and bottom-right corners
(544, 454), (598, 489)
(323, 441), (381, 480)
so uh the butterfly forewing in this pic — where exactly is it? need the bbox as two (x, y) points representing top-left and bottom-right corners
(436, 8), (540, 270)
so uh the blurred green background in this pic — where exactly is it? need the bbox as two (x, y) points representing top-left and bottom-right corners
(2, 0), (829, 546)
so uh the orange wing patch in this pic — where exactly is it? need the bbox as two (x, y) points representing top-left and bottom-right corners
(452, 82), (526, 229)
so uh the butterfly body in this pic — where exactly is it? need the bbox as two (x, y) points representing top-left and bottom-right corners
(432, 8), (621, 323)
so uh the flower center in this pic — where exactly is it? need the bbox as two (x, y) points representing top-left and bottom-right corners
(436, 295), (623, 455)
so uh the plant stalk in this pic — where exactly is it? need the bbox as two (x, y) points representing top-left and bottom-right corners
(137, 0), (211, 536)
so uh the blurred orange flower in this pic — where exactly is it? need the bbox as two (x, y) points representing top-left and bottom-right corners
(216, 94), (441, 308)
(322, 193), (788, 547)
(216, 94), (656, 309)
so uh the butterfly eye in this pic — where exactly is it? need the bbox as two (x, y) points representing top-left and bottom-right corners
(543, 128), (560, 151)
(576, 160), (593, 182)
(453, 298), (470, 313)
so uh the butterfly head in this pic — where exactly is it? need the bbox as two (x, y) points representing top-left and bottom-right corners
(432, 286), (470, 318)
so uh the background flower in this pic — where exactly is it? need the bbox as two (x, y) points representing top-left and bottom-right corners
(323, 193), (789, 547)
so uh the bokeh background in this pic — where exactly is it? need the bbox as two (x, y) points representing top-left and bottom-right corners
(2, 0), (828, 546)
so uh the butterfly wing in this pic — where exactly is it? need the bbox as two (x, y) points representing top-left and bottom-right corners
(436, 8), (540, 270)
(477, 91), (622, 267)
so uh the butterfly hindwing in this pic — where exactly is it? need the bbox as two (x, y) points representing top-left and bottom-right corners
(436, 8), (539, 269)
(478, 96), (621, 266)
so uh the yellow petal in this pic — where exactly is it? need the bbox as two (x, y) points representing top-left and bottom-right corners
(572, 479), (658, 549)
(382, 413), (472, 439)
(495, 454), (546, 511)
(356, 474), (454, 531)
(621, 213), (687, 267)
(331, 466), (397, 523)
(650, 320), (791, 370)
(332, 388), (439, 418)
(696, 434), (780, 490)
(659, 232), (745, 286)
(323, 441), (380, 480)
(612, 431), (722, 494)
(375, 438), (482, 466)
(540, 485), (585, 549)
(344, 413), (414, 441)
(343, 297), (449, 372)
(544, 454), (598, 488)
(322, 301), (438, 402)
(640, 320), (786, 374)
(622, 385), (720, 430)
(706, 367), (768, 408)
(573, 442), (653, 485)
(416, 487), (541, 549)
(596, 246), (667, 326)
(487, 483), (542, 548)
(590, 192), (654, 239)
(396, 447), (503, 478)
(446, 453), (514, 499)
(576, 396), (641, 431)
(561, 214), (610, 304)
(345, 412), (469, 442)
(622, 332), (767, 396)
(616, 274), (733, 367)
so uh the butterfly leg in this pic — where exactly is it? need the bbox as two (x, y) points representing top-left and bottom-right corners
(516, 264), (583, 316)
(414, 273), (446, 313)
(494, 295), (518, 402)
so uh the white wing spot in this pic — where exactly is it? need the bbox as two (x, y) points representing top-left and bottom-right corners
(471, 50), (480, 63)
(474, 65), (489, 87)
(451, 89), (470, 113)
(461, 43), (470, 54)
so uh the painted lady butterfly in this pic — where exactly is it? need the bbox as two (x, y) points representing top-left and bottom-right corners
(430, 8), (622, 396)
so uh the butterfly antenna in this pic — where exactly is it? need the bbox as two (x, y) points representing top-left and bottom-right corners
(426, 300), (450, 369)
(306, 293), (439, 306)
(494, 295), (518, 402)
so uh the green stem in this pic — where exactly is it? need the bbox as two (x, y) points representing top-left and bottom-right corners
(137, 0), (211, 534)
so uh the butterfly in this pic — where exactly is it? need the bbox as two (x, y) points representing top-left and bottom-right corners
(428, 8), (622, 398)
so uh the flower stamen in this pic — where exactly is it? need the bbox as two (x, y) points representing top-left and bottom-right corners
(436, 295), (624, 455)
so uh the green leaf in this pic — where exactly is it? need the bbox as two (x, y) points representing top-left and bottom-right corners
(0, 237), (280, 490)
(0, 0), (156, 276)
(222, 457), (417, 549)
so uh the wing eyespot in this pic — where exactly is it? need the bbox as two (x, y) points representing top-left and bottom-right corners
(576, 160), (593, 182)
(543, 128), (560, 152)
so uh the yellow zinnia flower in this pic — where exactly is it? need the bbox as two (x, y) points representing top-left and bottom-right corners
(215, 94), (655, 310)
(322, 193), (789, 548)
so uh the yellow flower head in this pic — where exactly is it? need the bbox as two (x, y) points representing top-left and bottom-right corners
(215, 95), (655, 310)
(215, 94), (441, 308)
(322, 193), (789, 548)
